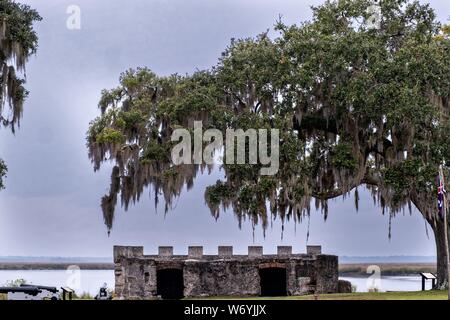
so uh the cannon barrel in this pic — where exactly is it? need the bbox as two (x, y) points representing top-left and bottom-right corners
(20, 284), (58, 293)
(0, 287), (41, 295)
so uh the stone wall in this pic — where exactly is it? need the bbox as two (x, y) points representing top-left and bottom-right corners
(184, 260), (261, 297)
(113, 245), (338, 299)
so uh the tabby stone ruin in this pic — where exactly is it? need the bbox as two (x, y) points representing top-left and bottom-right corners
(114, 245), (339, 299)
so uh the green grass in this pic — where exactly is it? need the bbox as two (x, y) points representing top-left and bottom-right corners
(296, 290), (447, 300)
(188, 290), (448, 300)
(0, 291), (446, 300)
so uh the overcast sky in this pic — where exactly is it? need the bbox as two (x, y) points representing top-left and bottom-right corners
(0, 0), (448, 258)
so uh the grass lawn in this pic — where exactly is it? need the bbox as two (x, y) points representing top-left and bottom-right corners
(191, 290), (448, 300)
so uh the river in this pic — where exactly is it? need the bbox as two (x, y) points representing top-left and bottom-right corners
(340, 276), (433, 292)
(0, 270), (432, 296)
(0, 270), (114, 296)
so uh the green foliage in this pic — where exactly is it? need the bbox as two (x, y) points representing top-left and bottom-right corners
(87, 109), (117, 141)
(96, 127), (125, 144)
(0, 0), (42, 54)
(162, 167), (179, 180)
(293, 184), (306, 202)
(141, 141), (172, 163)
(71, 291), (94, 300)
(116, 110), (146, 129)
(3, 278), (27, 287)
(383, 160), (436, 193)
(257, 177), (276, 196)
(330, 143), (358, 170)
(205, 181), (235, 206)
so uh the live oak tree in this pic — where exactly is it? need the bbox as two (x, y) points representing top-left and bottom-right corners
(0, 0), (41, 188)
(88, 0), (450, 287)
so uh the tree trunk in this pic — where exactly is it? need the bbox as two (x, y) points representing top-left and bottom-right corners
(431, 219), (449, 289)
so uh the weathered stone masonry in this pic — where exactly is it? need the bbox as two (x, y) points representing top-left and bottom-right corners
(114, 245), (339, 299)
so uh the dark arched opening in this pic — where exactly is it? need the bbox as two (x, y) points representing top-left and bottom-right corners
(259, 267), (287, 296)
(156, 269), (184, 299)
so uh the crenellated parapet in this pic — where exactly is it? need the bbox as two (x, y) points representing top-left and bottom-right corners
(114, 245), (324, 259)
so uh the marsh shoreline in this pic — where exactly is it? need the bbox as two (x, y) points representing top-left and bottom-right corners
(0, 262), (436, 276)
(0, 262), (114, 270)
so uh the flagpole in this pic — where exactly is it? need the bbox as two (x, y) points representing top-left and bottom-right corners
(445, 193), (450, 300)
(440, 165), (450, 300)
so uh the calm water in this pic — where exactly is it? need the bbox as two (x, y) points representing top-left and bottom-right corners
(0, 270), (431, 296)
(0, 270), (114, 296)
(341, 276), (433, 292)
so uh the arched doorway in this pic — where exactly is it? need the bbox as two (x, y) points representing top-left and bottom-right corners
(156, 268), (184, 299)
(259, 267), (287, 296)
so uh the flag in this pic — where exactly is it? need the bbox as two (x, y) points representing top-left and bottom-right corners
(437, 167), (446, 221)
